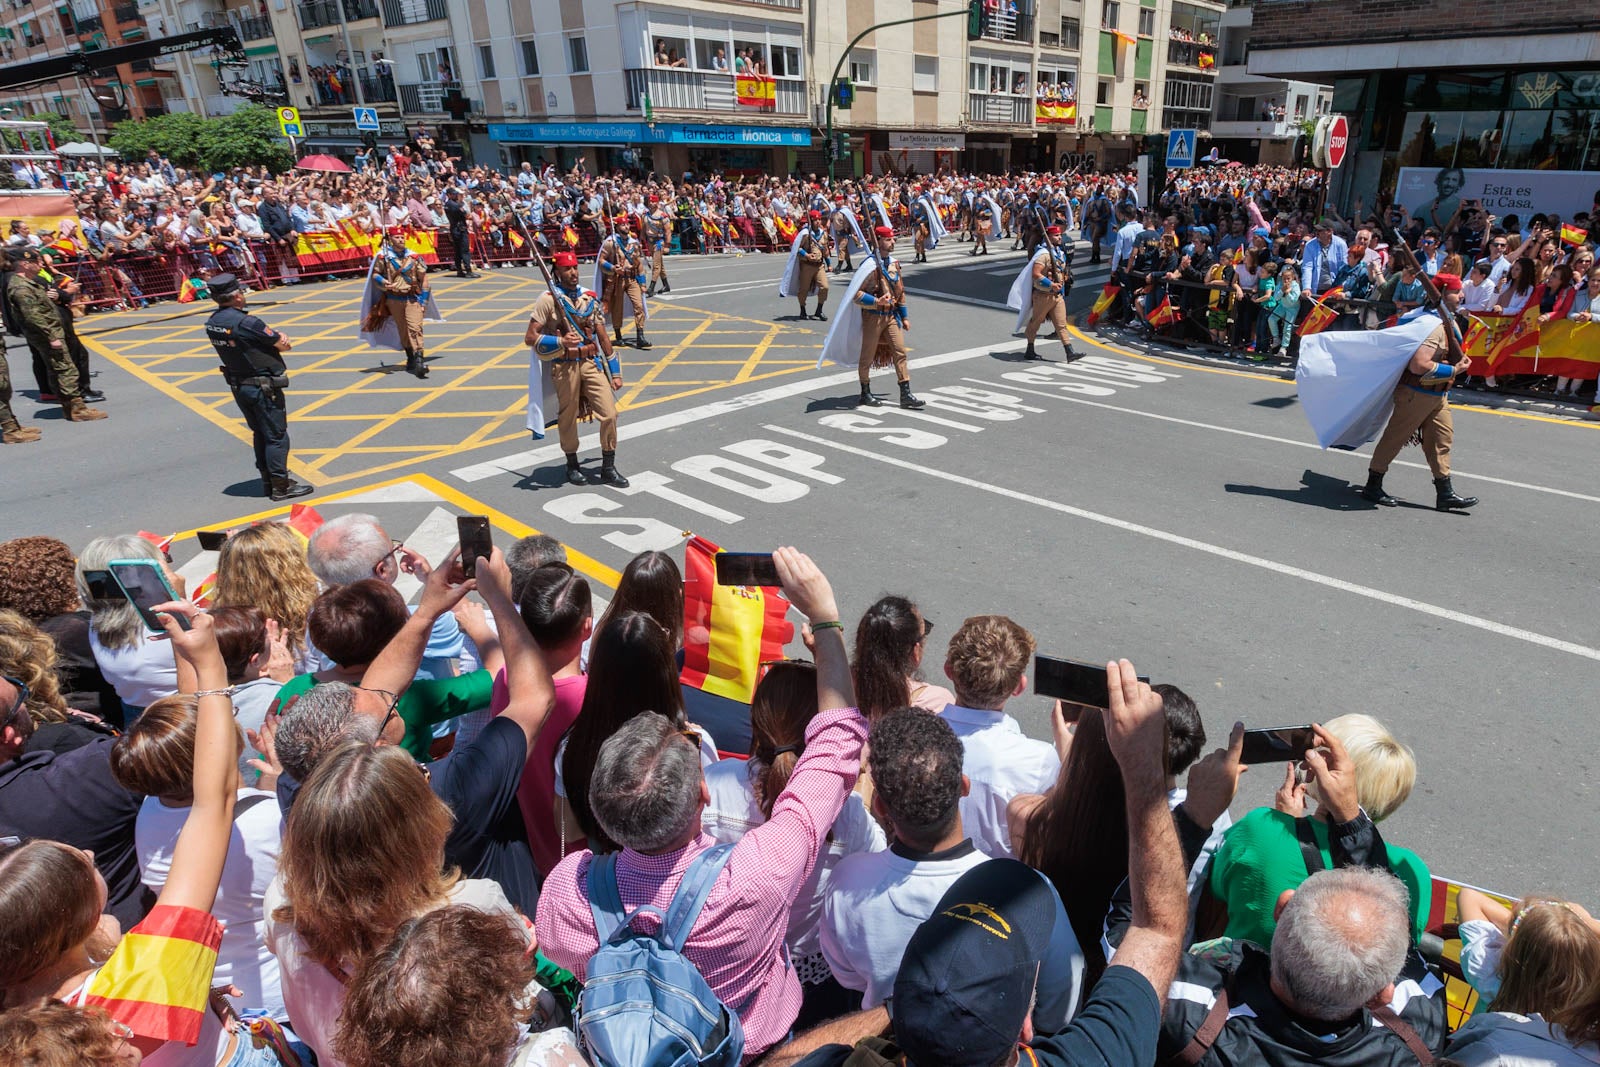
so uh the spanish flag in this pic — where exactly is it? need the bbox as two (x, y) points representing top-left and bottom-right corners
(507, 227), (526, 250)
(84, 905), (224, 1046)
(563, 225), (580, 248)
(1146, 295), (1180, 329)
(1114, 30), (1137, 47)
(1462, 316), (1489, 353)
(681, 535), (795, 705)
(177, 277), (202, 303)
(1198, 51), (1216, 69)
(1298, 286), (1344, 336)
(1086, 281), (1120, 326)
(1560, 223), (1589, 247)
(1487, 305), (1541, 373)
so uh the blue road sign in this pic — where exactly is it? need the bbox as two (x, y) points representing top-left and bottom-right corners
(353, 107), (380, 131)
(1166, 128), (1196, 169)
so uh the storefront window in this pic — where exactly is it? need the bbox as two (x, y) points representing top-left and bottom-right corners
(1451, 110), (1506, 167)
(1396, 111), (1462, 168)
(1499, 107), (1599, 170)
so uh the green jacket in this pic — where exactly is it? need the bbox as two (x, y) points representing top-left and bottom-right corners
(7, 270), (64, 344)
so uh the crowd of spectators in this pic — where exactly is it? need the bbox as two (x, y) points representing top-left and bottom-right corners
(0, 517), (1595, 1067)
(1102, 172), (1600, 399)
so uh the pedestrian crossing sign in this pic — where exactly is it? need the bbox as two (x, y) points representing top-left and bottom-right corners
(277, 106), (303, 138)
(1166, 129), (1196, 169)
(353, 106), (380, 131)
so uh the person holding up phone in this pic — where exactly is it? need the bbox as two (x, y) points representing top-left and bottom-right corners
(204, 273), (315, 502)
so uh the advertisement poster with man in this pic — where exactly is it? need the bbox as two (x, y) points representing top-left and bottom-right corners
(1397, 167), (1599, 230)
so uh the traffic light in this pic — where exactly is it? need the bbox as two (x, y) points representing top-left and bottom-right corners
(834, 78), (853, 110)
(967, 0), (983, 39)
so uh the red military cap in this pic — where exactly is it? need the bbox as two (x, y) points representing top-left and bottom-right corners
(614, 215), (633, 229)
(648, 194), (660, 203)
(873, 225), (894, 239)
(1046, 225), (1062, 236)
(1432, 272), (1463, 292)
(552, 251), (578, 267)
(808, 209), (822, 221)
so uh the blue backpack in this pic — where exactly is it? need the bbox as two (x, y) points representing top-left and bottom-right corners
(577, 843), (745, 1067)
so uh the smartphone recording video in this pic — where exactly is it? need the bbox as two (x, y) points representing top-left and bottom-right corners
(1033, 655), (1149, 709)
(714, 552), (781, 587)
(107, 559), (190, 633)
(1238, 726), (1318, 765)
(456, 515), (493, 579)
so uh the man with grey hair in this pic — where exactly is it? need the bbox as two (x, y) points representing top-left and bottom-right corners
(535, 548), (865, 1062)
(1116, 749), (1449, 1067)
(505, 533), (567, 605)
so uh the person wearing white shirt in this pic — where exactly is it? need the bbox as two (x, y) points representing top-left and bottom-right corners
(1485, 234), (1513, 285)
(1109, 203), (1143, 276)
(1461, 261), (1497, 312)
(820, 709), (1084, 1029)
(233, 203), (266, 238)
(938, 614), (1060, 859)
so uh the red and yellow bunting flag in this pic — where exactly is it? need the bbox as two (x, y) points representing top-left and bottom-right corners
(1560, 223), (1589, 247)
(84, 905), (224, 1046)
(1086, 282), (1120, 326)
(735, 73), (776, 108)
(680, 535), (795, 704)
(1146, 295), (1180, 329)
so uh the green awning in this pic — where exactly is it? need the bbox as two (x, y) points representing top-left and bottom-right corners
(122, 26), (145, 38)
(134, 77), (156, 86)
(244, 43), (278, 56)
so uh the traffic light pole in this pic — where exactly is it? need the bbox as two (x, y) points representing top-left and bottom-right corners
(825, 4), (973, 184)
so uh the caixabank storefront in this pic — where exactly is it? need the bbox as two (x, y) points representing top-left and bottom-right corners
(486, 121), (812, 177)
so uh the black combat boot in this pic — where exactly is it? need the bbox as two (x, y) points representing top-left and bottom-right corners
(1434, 476), (1478, 511)
(898, 381), (926, 410)
(406, 349), (428, 379)
(1023, 342), (1043, 360)
(613, 329), (626, 348)
(1361, 470), (1397, 507)
(564, 452), (586, 486)
(1062, 342), (1081, 363)
(269, 477), (315, 501)
(648, 280), (658, 296)
(635, 328), (652, 351)
(260, 474), (274, 497)
(858, 381), (882, 407)
(661, 279), (670, 293)
(600, 451), (630, 488)
(812, 305), (826, 321)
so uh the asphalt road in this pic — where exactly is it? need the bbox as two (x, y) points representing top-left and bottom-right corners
(6, 235), (1599, 897)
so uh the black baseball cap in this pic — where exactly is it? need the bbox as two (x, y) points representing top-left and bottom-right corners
(892, 859), (1056, 1067)
(209, 273), (241, 300)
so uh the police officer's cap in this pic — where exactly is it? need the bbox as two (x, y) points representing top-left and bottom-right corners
(209, 273), (241, 300)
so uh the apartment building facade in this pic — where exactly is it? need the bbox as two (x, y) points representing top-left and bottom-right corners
(1207, 0), (1330, 165)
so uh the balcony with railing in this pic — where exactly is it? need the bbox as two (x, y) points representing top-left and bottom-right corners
(967, 91), (1031, 125)
(298, 0), (377, 28)
(357, 69), (396, 102)
(976, 6), (1034, 43)
(381, 0), (445, 26)
(398, 80), (464, 112)
(1166, 39), (1217, 72)
(236, 14), (271, 38)
(623, 68), (805, 116)
(742, 0), (800, 7)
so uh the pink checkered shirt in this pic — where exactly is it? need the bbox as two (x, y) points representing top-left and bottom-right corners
(535, 705), (868, 1061)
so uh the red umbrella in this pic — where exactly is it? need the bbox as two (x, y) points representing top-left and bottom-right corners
(295, 154), (351, 172)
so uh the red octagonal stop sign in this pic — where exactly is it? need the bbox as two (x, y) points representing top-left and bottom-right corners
(1326, 115), (1349, 169)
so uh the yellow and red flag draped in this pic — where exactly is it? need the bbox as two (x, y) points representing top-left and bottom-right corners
(1114, 30), (1137, 47)
(1466, 310), (1600, 378)
(84, 905), (224, 1046)
(1425, 875), (1515, 1032)
(681, 535), (794, 704)
(1086, 282), (1120, 326)
(1035, 100), (1078, 125)
(1485, 305), (1541, 374)
(735, 73), (776, 109)
(1146, 295), (1180, 329)
(1560, 223), (1589, 247)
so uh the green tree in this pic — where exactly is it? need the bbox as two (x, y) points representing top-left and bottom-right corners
(28, 111), (87, 144)
(196, 104), (293, 173)
(108, 111), (209, 167)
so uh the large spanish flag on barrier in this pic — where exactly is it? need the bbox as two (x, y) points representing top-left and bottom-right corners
(84, 905), (224, 1046)
(1425, 875), (1515, 1031)
(736, 73), (776, 108)
(681, 535), (794, 704)
(1035, 100), (1078, 124)
(1464, 306), (1552, 376)
(1086, 282), (1120, 326)
(0, 192), (75, 234)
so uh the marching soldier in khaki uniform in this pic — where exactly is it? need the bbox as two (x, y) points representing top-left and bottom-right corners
(374, 230), (432, 378)
(645, 195), (672, 296)
(795, 210), (830, 321)
(1361, 272), (1479, 512)
(6, 247), (105, 424)
(597, 219), (652, 351)
(854, 225), (925, 411)
(525, 250), (629, 488)
(1023, 225), (1079, 361)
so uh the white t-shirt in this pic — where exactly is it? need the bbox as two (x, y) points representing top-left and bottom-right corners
(702, 756), (885, 970)
(136, 789), (285, 1019)
(939, 704), (1061, 859)
(264, 877), (524, 1067)
(89, 627), (179, 708)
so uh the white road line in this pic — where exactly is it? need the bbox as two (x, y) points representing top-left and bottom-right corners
(904, 287), (1013, 311)
(963, 376), (1600, 505)
(449, 340), (1028, 481)
(763, 424), (1600, 663)
(654, 280), (779, 300)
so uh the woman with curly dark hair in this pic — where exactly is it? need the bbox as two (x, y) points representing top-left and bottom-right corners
(0, 537), (119, 722)
(334, 906), (585, 1067)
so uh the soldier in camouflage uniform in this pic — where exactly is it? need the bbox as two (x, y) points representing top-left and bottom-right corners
(6, 248), (105, 423)
(0, 343), (41, 444)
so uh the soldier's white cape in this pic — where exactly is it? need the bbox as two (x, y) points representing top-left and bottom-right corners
(357, 253), (444, 353)
(816, 259), (879, 369)
(1006, 249), (1047, 334)
(777, 228), (810, 298)
(978, 194), (1005, 235)
(592, 234), (649, 323)
(1296, 314), (1438, 450)
(916, 195), (947, 250)
(525, 353), (563, 438)
(832, 207), (867, 254)
(869, 193), (892, 229)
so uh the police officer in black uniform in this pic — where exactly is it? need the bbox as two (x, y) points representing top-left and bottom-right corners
(445, 187), (478, 278)
(204, 273), (314, 501)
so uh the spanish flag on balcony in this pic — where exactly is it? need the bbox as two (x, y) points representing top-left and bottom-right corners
(83, 905), (224, 1047)
(1560, 222), (1589, 247)
(680, 535), (795, 705)
(1114, 30), (1137, 47)
(1086, 281), (1120, 326)
(735, 73), (776, 108)
(1198, 51), (1216, 69)
(1146, 295), (1180, 329)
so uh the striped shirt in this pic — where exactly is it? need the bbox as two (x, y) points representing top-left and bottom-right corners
(535, 706), (868, 1060)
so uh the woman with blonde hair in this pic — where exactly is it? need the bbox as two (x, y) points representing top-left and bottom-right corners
(0, 609), (71, 730)
(264, 741), (529, 1066)
(213, 522), (320, 670)
(78, 533), (180, 718)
